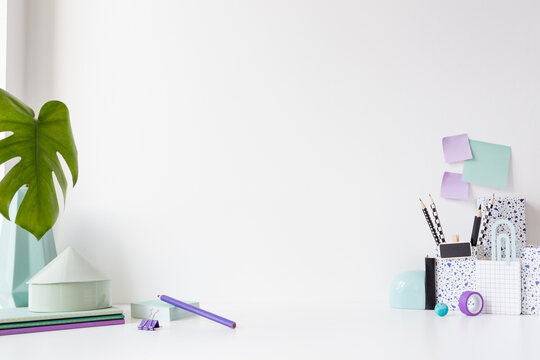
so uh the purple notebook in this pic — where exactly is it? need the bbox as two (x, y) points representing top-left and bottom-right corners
(0, 319), (125, 336)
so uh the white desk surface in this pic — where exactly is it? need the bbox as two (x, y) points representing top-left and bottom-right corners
(1, 302), (539, 359)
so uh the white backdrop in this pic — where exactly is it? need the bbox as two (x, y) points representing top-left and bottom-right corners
(8, 0), (540, 304)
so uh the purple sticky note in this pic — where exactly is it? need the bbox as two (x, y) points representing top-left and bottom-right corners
(442, 134), (473, 163)
(440, 172), (469, 200)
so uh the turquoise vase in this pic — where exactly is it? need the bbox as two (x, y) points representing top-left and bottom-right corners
(0, 188), (57, 308)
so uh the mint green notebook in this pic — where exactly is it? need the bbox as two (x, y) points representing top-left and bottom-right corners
(131, 299), (199, 321)
(0, 307), (123, 325)
(0, 314), (124, 330)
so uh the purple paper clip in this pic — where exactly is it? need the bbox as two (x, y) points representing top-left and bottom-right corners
(138, 310), (160, 331)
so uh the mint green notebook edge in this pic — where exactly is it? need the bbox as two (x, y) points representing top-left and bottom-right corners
(131, 299), (198, 307)
(0, 307), (124, 324)
(0, 314), (125, 330)
(131, 299), (199, 320)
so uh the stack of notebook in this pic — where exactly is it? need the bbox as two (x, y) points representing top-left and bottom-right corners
(0, 307), (125, 336)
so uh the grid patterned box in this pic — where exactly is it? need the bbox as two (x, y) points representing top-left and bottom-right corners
(477, 197), (526, 259)
(521, 246), (540, 315)
(477, 260), (521, 315)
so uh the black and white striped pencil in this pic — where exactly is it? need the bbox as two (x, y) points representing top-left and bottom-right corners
(428, 194), (445, 243)
(420, 198), (440, 246)
(478, 194), (495, 245)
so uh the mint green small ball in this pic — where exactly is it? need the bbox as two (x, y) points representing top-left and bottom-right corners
(435, 303), (449, 316)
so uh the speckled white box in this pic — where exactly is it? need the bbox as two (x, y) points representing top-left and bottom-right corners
(521, 246), (540, 315)
(477, 197), (526, 259)
(435, 248), (477, 311)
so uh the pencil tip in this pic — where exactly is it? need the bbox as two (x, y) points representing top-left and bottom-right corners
(478, 205), (481, 209)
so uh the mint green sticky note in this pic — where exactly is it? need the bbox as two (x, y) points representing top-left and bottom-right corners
(462, 140), (511, 189)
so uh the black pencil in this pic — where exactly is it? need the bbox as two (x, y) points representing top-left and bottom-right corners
(420, 198), (440, 246)
(470, 205), (482, 246)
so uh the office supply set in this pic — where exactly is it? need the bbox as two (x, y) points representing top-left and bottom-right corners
(0, 247), (126, 335)
(0, 208), (235, 335)
(390, 134), (540, 317)
(0, 246), (237, 335)
(419, 195), (474, 260)
(134, 295), (237, 331)
(0, 89), (236, 336)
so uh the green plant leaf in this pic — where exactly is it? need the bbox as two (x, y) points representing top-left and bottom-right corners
(0, 89), (78, 239)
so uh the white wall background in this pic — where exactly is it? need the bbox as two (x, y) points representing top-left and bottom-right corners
(1, 0), (28, 192)
(0, 0), (5, 180)
(5, 0), (26, 97)
(0, 0), (6, 89)
(10, 0), (540, 304)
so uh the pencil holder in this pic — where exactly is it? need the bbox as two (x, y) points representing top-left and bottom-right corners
(521, 246), (540, 315)
(435, 247), (477, 311)
(477, 197), (526, 259)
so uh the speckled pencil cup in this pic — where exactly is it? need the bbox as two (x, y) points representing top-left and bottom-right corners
(435, 246), (478, 311)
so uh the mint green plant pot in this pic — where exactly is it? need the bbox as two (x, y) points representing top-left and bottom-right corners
(0, 188), (57, 308)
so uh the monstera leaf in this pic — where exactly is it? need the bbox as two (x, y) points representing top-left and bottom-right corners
(0, 89), (78, 239)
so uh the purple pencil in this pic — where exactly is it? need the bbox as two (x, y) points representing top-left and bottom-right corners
(158, 294), (236, 329)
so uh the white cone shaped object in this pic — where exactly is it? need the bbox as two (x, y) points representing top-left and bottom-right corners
(27, 247), (111, 312)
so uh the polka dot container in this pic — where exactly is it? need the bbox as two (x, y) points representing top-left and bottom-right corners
(477, 197), (526, 259)
(435, 247), (477, 311)
(521, 246), (540, 315)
